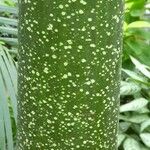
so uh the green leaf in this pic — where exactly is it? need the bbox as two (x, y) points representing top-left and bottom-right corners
(118, 134), (126, 147)
(0, 37), (18, 46)
(0, 45), (17, 149)
(130, 56), (150, 78)
(140, 133), (150, 147)
(0, 26), (18, 36)
(119, 122), (131, 133)
(120, 98), (148, 112)
(129, 0), (145, 18)
(120, 81), (141, 96)
(0, 104), (6, 150)
(125, 28), (150, 40)
(130, 9), (145, 17)
(0, 17), (17, 26)
(141, 120), (150, 132)
(141, 146), (150, 150)
(122, 69), (147, 84)
(0, 0), (16, 6)
(123, 138), (141, 150)
(137, 107), (149, 114)
(0, 75), (14, 150)
(0, 46), (17, 122)
(119, 114), (149, 124)
(0, 5), (18, 14)
(3, 46), (17, 92)
(127, 21), (150, 29)
(131, 124), (141, 135)
(125, 40), (150, 66)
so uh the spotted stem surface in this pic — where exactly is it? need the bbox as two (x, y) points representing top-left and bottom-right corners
(17, 0), (124, 149)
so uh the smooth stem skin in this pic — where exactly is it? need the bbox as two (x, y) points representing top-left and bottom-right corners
(17, 0), (123, 149)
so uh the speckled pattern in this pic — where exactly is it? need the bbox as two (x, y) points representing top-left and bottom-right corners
(17, 0), (124, 149)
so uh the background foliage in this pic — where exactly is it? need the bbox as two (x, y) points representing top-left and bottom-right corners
(0, 0), (150, 149)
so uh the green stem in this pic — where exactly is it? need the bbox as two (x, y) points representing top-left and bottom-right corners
(17, 0), (124, 149)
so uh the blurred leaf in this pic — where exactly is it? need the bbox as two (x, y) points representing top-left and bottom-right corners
(141, 120), (150, 132)
(127, 21), (150, 28)
(119, 122), (131, 133)
(0, 5), (17, 14)
(137, 107), (149, 114)
(120, 98), (148, 112)
(0, 37), (18, 46)
(125, 40), (150, 66)
(130, 56), (150, 78)
(0, 46), (17, 122)
(0, 103), (6, 150)
(140, 133), (150, 147)
(141, 146), (150, 150)
(119, 114), (149, 124)
(129, 0), (145, 17)
(0, 74), (14, 150)
(130, 9), (145, 17)
(125, 28), (150, 40)
(118, 134), (126, 147)
(122, 69), (147, 83)
(120, 81), (141, 95)
(0, 17), (17, 26)
(0, 26), (18, 36)
(131, 124), (141, 135)
(0, 0), (16, 6)
(123, 138), (141, 150)
(124, 22), (128, 31)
